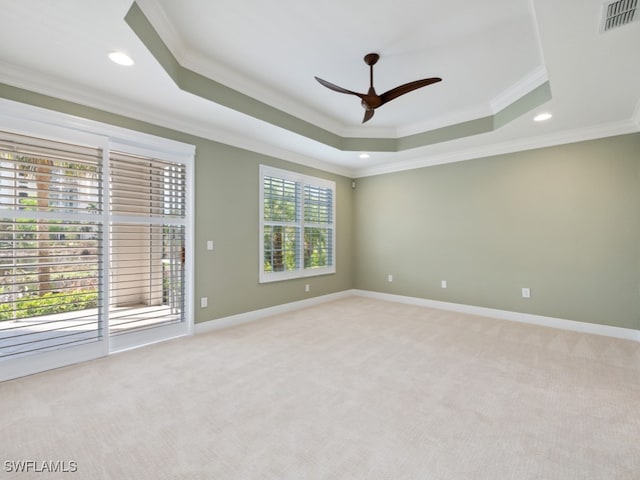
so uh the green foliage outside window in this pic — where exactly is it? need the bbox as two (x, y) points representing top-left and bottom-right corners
(0, 289), (98, 321)
(262, 174), (333, 273)
(0, 160), (100, 321)
(304, 227), (331, 269)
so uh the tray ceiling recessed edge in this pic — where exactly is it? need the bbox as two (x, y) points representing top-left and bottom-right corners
(125, 2), (551, 154)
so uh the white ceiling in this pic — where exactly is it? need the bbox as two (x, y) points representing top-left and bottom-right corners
(0, 0), (638, 177)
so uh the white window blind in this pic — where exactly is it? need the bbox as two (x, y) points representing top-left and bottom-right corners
(303, 183), (334, 269)
(0, 133), (190, 359)
(263, 174), (300, 273)
(0, 99), (194, 381)
(108, 151), (186, 335)
(260, 165), (335, 282)
(0, 131), (103, 357)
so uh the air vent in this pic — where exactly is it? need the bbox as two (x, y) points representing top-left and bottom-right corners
(601, 0), (638, 32)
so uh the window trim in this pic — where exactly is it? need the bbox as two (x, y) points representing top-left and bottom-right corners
(259, 165), (336, 283)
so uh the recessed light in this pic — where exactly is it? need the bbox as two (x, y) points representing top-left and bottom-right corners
(534, 112), (552, 122)
(359, 153), (370, 159)
(108, 51), (134, 66)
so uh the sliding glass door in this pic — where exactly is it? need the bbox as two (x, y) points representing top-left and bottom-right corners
(107, 150), (188, 351)
(0, 109), (193, 381)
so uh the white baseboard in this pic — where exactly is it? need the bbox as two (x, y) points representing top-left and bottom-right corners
(352, 290), (640, 342)
(195, 289), (639, 343)
(194, 290), (353, 335)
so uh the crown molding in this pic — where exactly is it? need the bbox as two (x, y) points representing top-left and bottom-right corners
(180, 49), (349, 136)
(0, 62), (354, 178)
(125, 2), (551, 154)
(0, 97), (195, 161)
(354, 119), (640, 178)
(392, 65), (548, 139)
(135, 0), (348, 136)
(395, 105), (492, 138)
(2, 60), (635, 182)
(490, 65), (548, 113)
(136, 1), (549, 142)
(135, 0), (189, 60)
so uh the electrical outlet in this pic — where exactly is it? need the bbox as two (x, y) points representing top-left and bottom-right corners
(387, 274), (393, 282)
(206, 240), (214, 251)
(200, 297), (208, 308)
(521, 288), (531, 298)
(441, 280), (447, 289)
(305, 284), (310, 292)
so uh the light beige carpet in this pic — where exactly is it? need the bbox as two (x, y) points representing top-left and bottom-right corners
(1, 296), (639, 479)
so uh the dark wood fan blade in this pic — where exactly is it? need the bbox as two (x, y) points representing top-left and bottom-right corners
(315, 77), (364, 98)
(362, 109), (375, 123)
(380, 77), (442, 105)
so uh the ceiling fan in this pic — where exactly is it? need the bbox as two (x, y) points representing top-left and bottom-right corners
(315, 53), (442, 124)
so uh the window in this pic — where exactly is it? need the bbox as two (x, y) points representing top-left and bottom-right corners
(260, 165), (335, 282)
(0, 99), (194, 381)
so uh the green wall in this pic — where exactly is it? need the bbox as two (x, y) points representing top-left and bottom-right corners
(353, 133), (640, 330)
(193, 141), (354, 321)
(2, 83), (639, 331)
(0, 84), (354, 324)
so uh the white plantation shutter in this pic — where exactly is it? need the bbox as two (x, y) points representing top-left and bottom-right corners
(108, 151), (186, 335)
(263, 174), (301, 273)
(303, 183), (333, 269)
(0, 100), (194, 381)
(260, 165), (335, 282)
(0, 131), (191, 363)
(0, 131), (103, 357)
